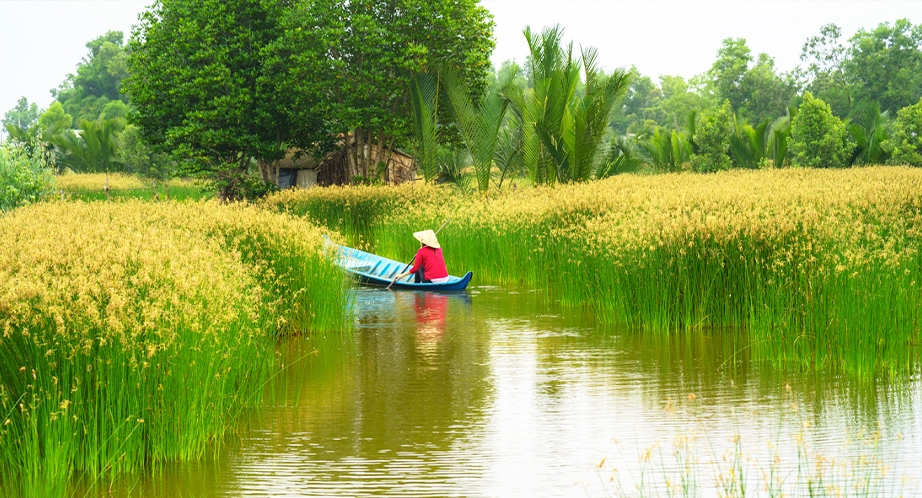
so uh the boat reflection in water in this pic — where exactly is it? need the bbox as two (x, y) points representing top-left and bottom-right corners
(415, 292), (448, 354)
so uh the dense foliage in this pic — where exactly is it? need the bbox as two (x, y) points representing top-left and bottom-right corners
(887, 97), (922, 166)
(790, 92), (849, 168)
(3, 12), (922, 193)
(51, 31), (130, 126)
(0, 142), (55, 211)
(690, 100), (733, 172)
(124, 0), (494, 198)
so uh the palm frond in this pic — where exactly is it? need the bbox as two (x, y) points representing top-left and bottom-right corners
(407, 71), (441, 181)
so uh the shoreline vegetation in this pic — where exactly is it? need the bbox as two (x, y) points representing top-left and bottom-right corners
(0, 200), (348, 496)
(269, 166), (922, 377)
(2, 166), (921, 495)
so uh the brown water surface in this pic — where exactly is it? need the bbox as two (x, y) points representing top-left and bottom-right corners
(88, 286), (922, 497)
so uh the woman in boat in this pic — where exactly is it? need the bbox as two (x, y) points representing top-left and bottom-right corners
(391, 229), (450, 284)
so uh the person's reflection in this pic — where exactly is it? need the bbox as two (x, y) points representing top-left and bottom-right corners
(415, 292), (448, 357)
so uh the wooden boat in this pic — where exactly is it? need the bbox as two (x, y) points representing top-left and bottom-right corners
(323, 235), (473, 291)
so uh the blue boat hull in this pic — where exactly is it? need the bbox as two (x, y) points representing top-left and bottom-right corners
(323, 235), (472, 291)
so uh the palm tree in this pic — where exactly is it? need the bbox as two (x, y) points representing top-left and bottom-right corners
(596, 135), (643, 178)
(765, 113), (793, 168)
(507, 25), (632, 185)
(442, 64), (518, 191)
(53, 118), (124, 173)
(564, 48), (633, 182)
(847, 101), (890, 165)
(729, 118), (769, 169)
(407, 71), (441, 182)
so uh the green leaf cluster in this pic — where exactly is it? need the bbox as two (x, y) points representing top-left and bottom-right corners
(52, 31), (130, 126)
(790, 92), (849, 168)
(126, 0), (494, 197)
(0, 143), (56, 211)
(2, 97), (40, 132)
(52, 118), (126, 173)
(886, 97), (922, 166)
(509, 26), (632, 185)
(690, 100), (734, 172)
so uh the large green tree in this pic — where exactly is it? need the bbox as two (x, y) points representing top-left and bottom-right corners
(53, 31), (130, 125)
(2, 97), (40, 136)
(659, 75), (711, 130)
(886, 97), (922, 166)
(690, 100), (733, 173)
(126, 0), (307, 199)
(799, 23), (853, 117)
(708, 38), (752, 112)
(846, 19), (922, 116)
(790, 92), (849, 168)
(270, 0), (495, 179)
(610, 69), (662, 135)
(127, 0), (493, 196)
(738, 53), (797, 125)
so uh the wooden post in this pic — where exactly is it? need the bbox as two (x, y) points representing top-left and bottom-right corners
(104, 175), (110, 201)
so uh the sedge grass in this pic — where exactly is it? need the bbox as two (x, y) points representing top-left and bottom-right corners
(0, 200), (348, 497)
(267, 166), (922, 376)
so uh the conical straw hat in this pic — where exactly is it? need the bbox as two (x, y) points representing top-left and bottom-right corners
(413, 229), (440, 249)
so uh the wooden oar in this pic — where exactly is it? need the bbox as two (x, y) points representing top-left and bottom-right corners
(387, 218), (451, 290)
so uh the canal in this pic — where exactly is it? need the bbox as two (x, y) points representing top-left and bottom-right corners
(93, 286), (922, 496)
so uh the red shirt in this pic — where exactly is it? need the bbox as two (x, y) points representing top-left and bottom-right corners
(408, 246), (448, 279)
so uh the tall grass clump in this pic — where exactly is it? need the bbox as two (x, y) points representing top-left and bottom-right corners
(0, 200), (347, 497)
(269, 167), (922, 375)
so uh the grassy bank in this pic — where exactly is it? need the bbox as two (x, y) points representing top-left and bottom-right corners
(268, 166), (922, 375)
(56, 173), (207, 201)
(0, 200), (348, 497)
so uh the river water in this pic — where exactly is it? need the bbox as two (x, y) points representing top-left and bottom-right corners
(94, 286), (922, 497)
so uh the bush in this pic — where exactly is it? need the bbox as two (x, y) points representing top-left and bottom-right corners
(690, 100), (733, 173)
(117, 124), (174, 181)
(790, 92), (849, 168)
(887, 97), (922, 166)
(0, 142), (55, 211)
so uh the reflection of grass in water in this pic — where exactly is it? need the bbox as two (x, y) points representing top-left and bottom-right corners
(598, 396), (913, 497)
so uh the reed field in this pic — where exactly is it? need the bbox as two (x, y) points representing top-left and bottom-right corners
(55, 172), (206, 201)
(269, 166), (922, 376)
(0, 200), (348, 497)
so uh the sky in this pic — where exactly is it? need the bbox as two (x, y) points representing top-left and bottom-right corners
(0, 0), (919, 121)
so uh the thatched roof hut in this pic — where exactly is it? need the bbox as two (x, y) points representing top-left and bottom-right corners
(260, 138), (417, 189)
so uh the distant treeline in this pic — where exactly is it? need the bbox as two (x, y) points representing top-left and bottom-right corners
(2, 4), (922, 198)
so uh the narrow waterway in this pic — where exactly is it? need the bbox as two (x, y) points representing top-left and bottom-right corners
(93, 286), (922, 496)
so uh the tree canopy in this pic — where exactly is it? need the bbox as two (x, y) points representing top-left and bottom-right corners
(53, 31), (130, 126)
(126, 0), (494, 197)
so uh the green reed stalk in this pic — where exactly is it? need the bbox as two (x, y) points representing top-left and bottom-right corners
(0, 201), (349, 497)
(267, 168), (922, 378)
